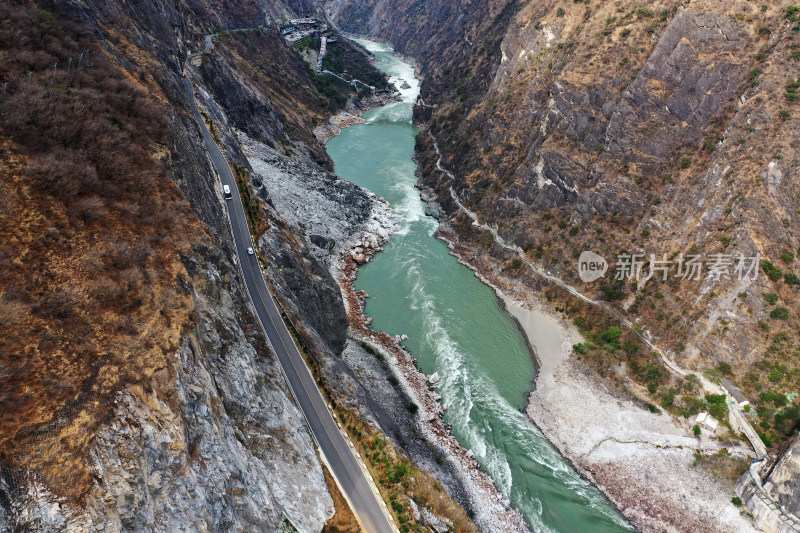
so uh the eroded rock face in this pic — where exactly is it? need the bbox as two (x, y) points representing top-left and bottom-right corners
(763, 439), (800, 517)
(83, 279), (332, 533)
(0, 250), (333, 532)
(605, 11), (750, 163)
(204, 52), (287, 150)
(738, 439), (800, 533)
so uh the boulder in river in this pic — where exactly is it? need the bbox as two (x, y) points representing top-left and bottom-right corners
(425, 205), (441, 220)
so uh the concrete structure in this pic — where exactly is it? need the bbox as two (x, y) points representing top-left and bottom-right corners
(696, 412), (719, 432)
(289, 18), (317, 26)
(352, 79), (374, 91)
(722, 378), (750, 407)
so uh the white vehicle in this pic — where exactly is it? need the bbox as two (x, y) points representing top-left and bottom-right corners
(223, 184), (232, 200)
(247, 247), (254, 255)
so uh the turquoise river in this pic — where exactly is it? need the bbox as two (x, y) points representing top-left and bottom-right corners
(327, 40), (631, 532)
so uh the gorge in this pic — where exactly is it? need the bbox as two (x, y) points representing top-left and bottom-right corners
(327, 39), (630, 532)
(3, 0), (800, 532)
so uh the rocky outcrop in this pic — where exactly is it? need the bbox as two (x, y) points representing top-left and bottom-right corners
(606, 11), (750, 161)
(202, 53), (287, 149)
(738, 438), (800, 533)
(312, 91), (400, 144)
(0, 250), (332, 532)
(765, 440), (800, 518)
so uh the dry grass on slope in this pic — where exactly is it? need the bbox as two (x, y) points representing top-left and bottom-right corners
(0, 6), (206, 500)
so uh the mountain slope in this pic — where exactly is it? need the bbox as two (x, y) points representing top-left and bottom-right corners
(0, 1), (343, 530)
(331, 0), (800, 450)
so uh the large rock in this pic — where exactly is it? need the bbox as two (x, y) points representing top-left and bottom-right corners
(762, 439), (800, 518)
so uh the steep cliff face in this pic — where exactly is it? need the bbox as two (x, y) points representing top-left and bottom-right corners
(0, 0), (349, 530)
(763, 439), (800, 517)
(745, 439), (800, 530)
(2, 0), (481, 530)
(2, 249), (333, 531)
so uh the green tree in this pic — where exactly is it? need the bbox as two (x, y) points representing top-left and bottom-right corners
(599, 280), (625, 301)
(706, 394), (728, 419)
(598, 326), (622, 345)
(763, 292), (779, 305)
(771, 307), (790, 320)
(573, 342), (595, 355)
(763, 261), (783, 281)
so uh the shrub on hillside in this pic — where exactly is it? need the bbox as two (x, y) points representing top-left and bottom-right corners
(770, 307), (790, 320)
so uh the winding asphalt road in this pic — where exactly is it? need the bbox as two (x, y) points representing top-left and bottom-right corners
(184, 78), (395, 533)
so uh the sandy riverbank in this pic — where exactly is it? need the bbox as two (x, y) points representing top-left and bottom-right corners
(434, 222), (759, 533)
(514, 298), (755, 533)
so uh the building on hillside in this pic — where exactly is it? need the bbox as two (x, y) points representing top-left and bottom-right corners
(696, 412), (719, 433)
(722, 378), (750, 407)
(289, 18), (317, 28)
